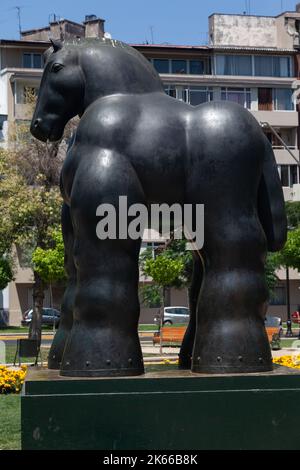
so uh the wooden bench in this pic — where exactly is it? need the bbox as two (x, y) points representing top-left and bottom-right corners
(153, 325), (280, 347)
(266, 327), (279, 343)
(153, 326), (186, 345)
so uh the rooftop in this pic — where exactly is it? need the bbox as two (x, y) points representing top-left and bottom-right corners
(0, 39), (49, 47)
(131, 43), (210, 50)
(209, 11), (300, 19)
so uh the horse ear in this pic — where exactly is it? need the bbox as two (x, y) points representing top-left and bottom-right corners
(50, 38), (63, 53)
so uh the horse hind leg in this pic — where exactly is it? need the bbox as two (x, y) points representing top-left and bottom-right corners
(48, 203), (76, 369)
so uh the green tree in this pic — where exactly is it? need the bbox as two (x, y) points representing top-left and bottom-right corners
(32, 228), (65, 284)
(141, 251), (184, 352)
(265, 253), (280, 294)
(0, 256), (14, 291)
(275, 228), (300, 271)
(0, 91), (78, 342)
(143, 254), (184, 288)
(285, 202), (300, 229)
(139, 238), (192, 308)
(0, 123), (65, 342)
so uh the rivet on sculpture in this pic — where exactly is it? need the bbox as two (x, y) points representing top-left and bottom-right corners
(30, 38), (287, 377)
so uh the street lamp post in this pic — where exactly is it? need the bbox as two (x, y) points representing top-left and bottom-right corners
(286, 265), (294, 337)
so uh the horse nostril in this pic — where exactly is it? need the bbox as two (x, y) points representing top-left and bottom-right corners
(33, 118), (42, 128)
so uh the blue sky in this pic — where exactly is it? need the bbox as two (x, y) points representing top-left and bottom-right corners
(0, 0), (298, 44)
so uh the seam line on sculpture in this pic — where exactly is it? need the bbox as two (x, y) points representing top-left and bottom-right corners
(25, 388), (298, 397)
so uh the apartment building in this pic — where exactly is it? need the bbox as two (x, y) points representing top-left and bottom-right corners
(1, 8), (300, 324)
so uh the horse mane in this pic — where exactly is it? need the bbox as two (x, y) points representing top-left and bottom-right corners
(61, 37), (162, 88)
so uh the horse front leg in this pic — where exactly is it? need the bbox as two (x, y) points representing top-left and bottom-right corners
(60, 148), (145, 377)
(48, 203), (76, 369)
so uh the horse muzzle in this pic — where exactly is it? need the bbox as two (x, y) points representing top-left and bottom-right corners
(30, 117), (63, 143)
(30, 118), (48, 142)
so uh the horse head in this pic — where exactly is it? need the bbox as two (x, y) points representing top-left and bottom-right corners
(31, 39), (85, 142)
(31, 38), (163, 143)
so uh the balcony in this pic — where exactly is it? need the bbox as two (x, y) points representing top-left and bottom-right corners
(273, 147), (299, 165)
(251, 110), (299, 127)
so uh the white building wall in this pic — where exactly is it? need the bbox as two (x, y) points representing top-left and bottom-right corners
(0, 287), (9, 309)
(0, 74), (8, 116)
(210, 14), (277, 48)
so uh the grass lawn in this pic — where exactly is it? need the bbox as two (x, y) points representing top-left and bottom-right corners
(0, 325), (156, 334)
(5, 343), (49, 365)
(0, 395), (21, 450)
(280, 338), (300, 348)
(0, 327), (29, 334)
(138, 324), (157, 331)
(0, 326), (56, 335)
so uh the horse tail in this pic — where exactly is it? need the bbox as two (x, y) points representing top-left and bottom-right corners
(257, 136), (287, 252)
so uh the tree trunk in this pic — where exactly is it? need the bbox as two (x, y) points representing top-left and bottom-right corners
(29, 271), (45, 345)
(159, 286), (166, 356)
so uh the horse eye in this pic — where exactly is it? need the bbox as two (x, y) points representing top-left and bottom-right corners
(51, 63), (64, 73)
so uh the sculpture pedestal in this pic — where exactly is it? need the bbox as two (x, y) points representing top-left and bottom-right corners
(21, 366), (300, 450)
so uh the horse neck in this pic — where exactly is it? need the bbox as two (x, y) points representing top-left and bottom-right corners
(79, 46), (164, 110)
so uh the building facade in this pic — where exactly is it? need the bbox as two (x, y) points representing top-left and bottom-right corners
(1, 8), (300, 325)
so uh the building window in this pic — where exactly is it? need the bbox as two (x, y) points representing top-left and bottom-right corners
(269, 286), (286, 305)
(278, 165), (299, 187)
(150, 58), (210, 75)
(0, 115), (7, 131)
(184, 87), (213, 106)
(258, 88), (294, 111)
(273, 88), (294, 111)
(216, 55), (252, 76)
(171, 60), (187, 74)
(255, 56), (291, 77)
(291, 165), (299, 186)
(266, 128), (296, 149)
(141, 242), (164, 259)
(153, 59), (169, 73)
(280, 165), (290, 186)
(164, 85), (176, 98)
(258, 88), (273, 111)
(190, 60), (204, 74)
(216, 54), (292, 77)
(221, 87), (251, 109)
(23, 53), (42, 69)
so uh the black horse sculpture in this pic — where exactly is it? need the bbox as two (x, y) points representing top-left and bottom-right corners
(31, 38), (287, 377)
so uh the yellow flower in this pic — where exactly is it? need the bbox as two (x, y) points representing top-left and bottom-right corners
(0, 366), (27, 394)
(273, 355), (300, 369)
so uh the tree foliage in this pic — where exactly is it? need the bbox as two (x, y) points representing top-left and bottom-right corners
(32, 228), (65, 284)
(265, 253), (280, 294)
(0, 92), (77, 341)
(139, 240), (188, 308)
(143, 254), (184, 287)
(139, 284), (161, 308)
(0, 256), (14, 291)
(274, 228), (300, 271)
(285, 202), (300, 229)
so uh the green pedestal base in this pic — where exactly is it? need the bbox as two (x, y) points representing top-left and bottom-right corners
(21, 366), (300, 450)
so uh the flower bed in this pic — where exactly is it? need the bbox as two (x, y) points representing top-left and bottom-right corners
(273, 355), (300, 369)
(0, 366), (27, 394)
